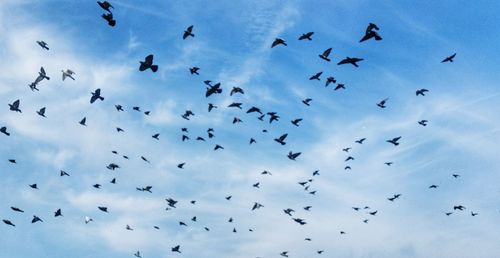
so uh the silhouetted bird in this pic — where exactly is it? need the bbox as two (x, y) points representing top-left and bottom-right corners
(177, 163), (185, 169)
(90, 88), (104, 103)
(134, 251), (142, 258)
(287, 151), (301, 160)
(338, 57), (364, 67)
(298, 31), (314, 40)
(377, 98), (388, 108)
(205, 83), (222, 97)
(384, 162), (393, 166)
(54, 209), (62, 217)
(79, 117), (87, 126)
(319, 47), (332, 61)
(38, 67), (50, 80)
(171, 245), (181, 253)
(139, 54), (158, 72)
(246, 106), (262, 114)
(334, 83), (346, 90)
(302, 98), (312, 106)
(141, 156), (150, 163)
(32, 215), (43, 223)
(471, 212), (478, 216)
(3, 219), (15, 227)
(228, 102), (242, 109)
(189, 67), (200, 75)
(452, 174), (460, 178)
(98, 206), (108, 213)
(152, 133), (160, 140)
(249, 138), (257, 144)
(61, 69), (75, 81)
(291, 118), (302, 126)
(183, 25), (194, 39)
(325, 76), (336, 87)
(230, 87), (244, 96)
(441, 53), (456, 63)
(36, 107), (46, 117)
(8, 99), (21, 113)
(355, 138), (366, 144)
(429, 185), (439, 189)
(343, 148), (351, 152)
(271, 38), (287, 47)
(416, 89), (429, 96)
(453, 205), (465, 211)
(280, 251), (289, 257)
(37, 40), (49, 50)
(214, 144), (224, 151)
(252, 202), (264, 210)
(309, 71), (322, 80)
(360, 23), (382, 42)
(418, 120), (428, 126)
(274, 133), (288, 145)
(387, 136), (401, 146)
(208, 103), (217, 112)
(101, 12), (116, 26)
(115, 105), (123, 111)
(293, 218), (306, 225)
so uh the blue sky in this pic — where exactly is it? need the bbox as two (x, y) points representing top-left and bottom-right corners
(1, 0), (500, 257)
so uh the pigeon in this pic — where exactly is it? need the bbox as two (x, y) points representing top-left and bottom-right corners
(171, 245), (181, 253)
(345, 156), (354, 162)
(38, 67), (50, 80)
(79, 117), (87, 126)
(337, 57), (364, 67)
(60, 170), (70, 176)
(309, 71), (322, 80)
(319, 48), (332, 62)
(116, 127), (124, 133)
(93, 184), (101, 189)
(360, 23), (382, 42)
(384, 162), (393, 166)
(334, 83), (346, 90)
(343, 148), (351, 152)
(139, 54), (158, 72)
(230, 87), (244, 96)
(377, 98), (388, 108)
(141, 156), (150, 163)
(54, 209), (62, 217)
(298, 31), (314, 40)
(134, 251), (142, 258)
(228, 102), (243, 109)
(205, 83), (222, 97)
(166, 198), (178, 208)
(106, 163), (120, 170)
(32, 215), (43, 223)
(133, 106), (141, 112)
(37, 40), (49, 50)
(274, 133), (288, 145)
(246, 106), (262, 114)
(110, 178), (116, 184)
(325, 76), (336, 87)
(85, 216), (94, 224)
(183, 25), (194, 39)
(29, 82), (39, 91)
(61, 69), (76, 81)
(302, 98), (312, 106)
(177, 163), (185, 169)
(90, 88), (104, 103)
(11, 207), (24, 213)
(36, 107), (46, 117)
(214, 144), (224, 151)
(29, 184), (38, 189)
(452, 174), (460, 178)
(271, 38), (287, 47)
(115, 105), (123, 111)
(8, 159), (16, 164)
(189, 67), (200, 75)
(287, 151), (301, 160)
(355, 138), (366, 144)
(8, 99), (21, 113)
(416, 89), (429, 96)
(225, 195), (232, 200)
(471, 212), (478, 216)
(441, 53), (456, 63)
(152, 133), (160, 140)
(293, 218), (306, 225)
(208, 103), (217, 112)
(98, 206), (108, 213)
(369, 210), (378, 216)
(280, 251), (289, 257)
(291, 118), (302, 126)
(252, 202), (264, 210)
(97, 1), (113, 12)
(312, 170), (320, 176)
(454, 205), (466, 211)
(284, 208), (295, 216)
(429, 185), (439, 189)
(418, 120), (428, 126)
(387, 136), (401, 146)
(101, 12), (116, 26)
(3, 219), (15, 227)
(249, 138), (257, 144)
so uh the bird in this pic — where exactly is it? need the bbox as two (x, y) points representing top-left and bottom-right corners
(0, 127), (10, 136)
(116, 127), (124, 133)
(319, 48), (332, 61)
(228, 102), (242, 109)
(93, 184), (101, 189)
(291, 118), (303, 126)
(293, 218), (306, 225)
(144, 111), (150, 115)
(101, 12), (116, 26)
(90, 88), (104, 103)
(452, 174), (461, 178)
(29, 184), (38, 189)
(334, 83), (346, 90)
(79, 117), (87, 126)
(61, 69), (76, 81)
(416, 89), (429, 96)
(418, 120), (428, 126)
(214, 144), (224, 151)
(152, 133), (160, 140)
(232, 117), (242, 124)
(453, 205), (466, 211)
(387, 136), (402, 146)
(304, 206), (312, 211)
(274, 133), (288, 145)
(189, 67), (200, 75)
(253, 182), (260, 188)
(429, 185), (439, 189)
(345, 156), (354, 162)
(98, 206), (108, 213)
(85, 216), (94, 224)
(139, 54), (158, 72)
(208, 103), (217, 112)
(271, 38), (287, 47)
(183, 25), (194, 39)
(441, 53), (456, 63)
(141, 156), (150, 163)
(287, 151), (301, 160)
(133, 106), (141, 112)
(355, 138), (366, 144)
(309, 71), (322, 80)
(377, 98), (388, 108)
(106, 163), (120, 170)
(38, 67), (50, 80)
(471, 212), (479, 216)
(225, 195), (232, 201)
(115, 105), (123, 111)
(110, 178), (116, 184)
(344, 166), (351, 170)
(8, 99), (22, 113)
(312, 170), (320, 176)
(252, 202), (264, 210)
(37, 40), (49, 50)
(32, 215), (43, 223)
(369, 210), (378, 216)
(302, 98), (312, 106)
(177, 162), (185, 169)
(337, 57), (364, 67)
(280, 251), (289, 257)
(360, 23), (382, 42)
(249, 138), (257, 144)
(230, 87), (245, 96)
(171, 245), (181, 253)
(343, 147), (351, 152)
(384, 162), (393, 166)
(133, 251), (142, 258)
(246, 106), (262, 114)
(36, 107), (46, 117)
(325, 76), (336, 87)
(205, 83), (222, 97)
(97, 1), (114, 12)
(54, 209), (62, 217)
(3, 219), (15, 227)
(29, 82), (39, 91)
(298, 31), (314, 40)
(445, 212), (453, 216)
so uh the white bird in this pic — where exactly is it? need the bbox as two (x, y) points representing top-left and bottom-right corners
(62, 69), (76, 81)
(85, 216), (93, 224)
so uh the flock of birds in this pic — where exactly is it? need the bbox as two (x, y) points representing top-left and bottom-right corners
(1, 1), (477, 258)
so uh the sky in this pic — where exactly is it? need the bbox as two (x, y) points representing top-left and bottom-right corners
(0, 0), (499, 257)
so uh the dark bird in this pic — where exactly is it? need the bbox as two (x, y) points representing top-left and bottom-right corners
(377, 98), (388, 108)
(214, 144), (224, 151)
(344, 166), (351, 170)
(90, 88), (104, 103)
(29, 184), (38, 189)
(274, 133), (288, 145)
(134, 251), (141, 258)
(253, 182), (260, 188)
(116, 127), (124, 133)
(416, 89), (429, 96)
(325, 76), (336, 87)
(454, 205), (465, 211)
(183, 25), (194, 39)
(284, 208), (295, 216)
(387, 136), (401, 146)
(133, 106), (141, 112)
(271, 38), (287, 48)
(429, 185), (439, 189)
(110, 178), (116, 184)
(291, 118), (302, 126)
(61, 69), (76, 81)
(355, 138), (366, 144)
(319, 48), (332, 62)
(246, 106), (262, 114)
(115, 105), (123, 111)
(93, 184), (101, 189)
(334, 83), (346, 90)
(384, 162), (393, 166)
(309, 71), (322, 80)
(139, 54), (158, 72)
(37, 40), (49, 50)
(172, 245), (181, 253)
(181, 110), (195, 120)
(252, 202), (264, 210)
(298, 31), (314, 40)
(179, 221), (187, 226)
(452, 174), (460, 178)
(230, 87), (244, 96)
(232, 117), (242, 124)
(0, 126), (10, 136)
(418, 120), (428, 126)
(304, 206), (312, 211)
(293, 218), (306, 225)
(337, 57), (364, 67)
(11, 207), (24, 213)
(29, 82), (39, 91)
(196, 136), (205, 141)
(343, 148), (351, 152)
(369, 210), (378, 216)
(189, 66), (200, 75)
(345, 156), (354, 162)
(225, 195), (232, 200)
(79, 117), (87, 126)
(302, 98), (312, 106)
(261, 170), (272, 175)
(97, 1), (114, 12)
(249, 138), (257, 144)
(177, 163), (185, 169)
(106, 163), (119, 170)
(312, 170), (320, 176)
(287, 151), (301, 160)
(101, 13), (116, 27)
(166, 198), (178, 208)
(98, 206), (108, 213)
(360, 23), (382, 42)
(38, 67), (50, 80)
(228, 102), (242, 109)
(54, 209), (62, 217)
(36, 107), (46, 117)
(441, 53), (456, 63)
(280, 251), (289, 257)
(8, 99), (21, 113)
(208, 103), (217, 112)
(32, 215), (43, 223)
(471, 212), (478, 216)
(144, 111), (150, 115)
(152, 133), (160, 140)
(141, 156), (150, 163)
(3, 219), (15, 227)
(445, 212), (453, 216)
(205, 83), (222, 97)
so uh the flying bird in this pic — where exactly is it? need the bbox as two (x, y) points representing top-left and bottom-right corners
(8, 99), (21, 113)
(271, 38), (287, 48)
(61, 69), (76, 81)
(228, 102), (243, 109)
(298, 31), (314, 40)
(360, 23), (382, 42)
(230, 87), (244, 96)
(309, 71), (322, 80)
(79, 117), (87, 126)
(441, 53), (456, 63)
(37, 40), (49, 50)
(302, 98), (312, 106)
(38, 67), (50, 80)
(152, 133), (160, 140)
(11, 207), (24, 213)
(115, 105), (123, 111)
(246, 106), (262, 114)
(337, 57), (364, 67)
(274, 133), (288, 145)
(98, 206), (109, 213)
(287, 151), (301, 160)
(32, 215), (43, 223)
(355, 138), (366, 144)
(319, 48), (332, 62)
(172, 245), (181, 253)
(101, 12), (116, 26)
(90, 88), (104, 103)
(334, 83), (346, 90)
(189, 66), (200, 75)
(387, 136), (401, 146)
(418, 120), (428, 126)
(54, 209), (62, 217)
(183, 25), (194, 39)
(325, 76), (336, 87)
(36, 107), (46, 117)
(377, 98), (388, 108)
(291, 118), (302, 126)
(252, 202), (264, 210)
(3, 219), (15, 227)
(139, 54), (158, 72)
(205, 83), (222, 97)
(416, 89), (429, 96)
